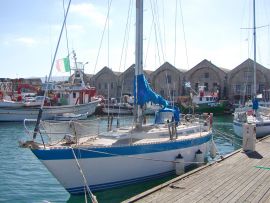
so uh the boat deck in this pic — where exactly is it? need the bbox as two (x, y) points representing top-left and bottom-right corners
(124, 136), (270, 203)
(39, 121), (209, 149)
(78, 129), (209, 147)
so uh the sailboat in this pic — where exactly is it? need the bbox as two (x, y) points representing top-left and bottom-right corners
(233, 0), (270, 138)
(21, 0), (212, 195)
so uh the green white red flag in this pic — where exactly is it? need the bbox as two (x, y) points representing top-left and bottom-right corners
(56, 57), (70, 72)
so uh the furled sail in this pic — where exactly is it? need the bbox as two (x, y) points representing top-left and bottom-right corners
(134, 74), (168, 107)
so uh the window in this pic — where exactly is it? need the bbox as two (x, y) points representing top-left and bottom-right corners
(259, 84), (265, 93)
(73, 92), (76, 98)
(170, 90), (176, 97)
(195, 83), (199, 91)
(213, 82), (218, 90)
(166, 75), (172, 84)
(246, 84), (251, 95)
(204, 72), (209, 78)
(98, 83), (101, 89)
(235, 84), (241, 94)
(111, 82), (114, 89)
(160, 89), (165, 97)
(244, 71), (252, 81)
(204, 83), (208, 91)
(104, 83), (107, 89)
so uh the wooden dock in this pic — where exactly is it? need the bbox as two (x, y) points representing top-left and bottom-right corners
(124, 136), (270, 203)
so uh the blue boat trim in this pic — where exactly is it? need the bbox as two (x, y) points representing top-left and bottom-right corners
(32, 134), (212, 160)
(67, 170), (175, 194)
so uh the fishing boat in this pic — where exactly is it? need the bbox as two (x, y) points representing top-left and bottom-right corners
(54, 112), (88, 121)
(21, 0), (213, 196)
(99, 98), (133, 115)
(0, 55), (99, 122)
(233, 0), (270, 138)
(179, 85), (232, 115)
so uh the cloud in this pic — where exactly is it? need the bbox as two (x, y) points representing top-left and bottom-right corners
(70, 3), (108, 27)
(15, 37), (37, 46)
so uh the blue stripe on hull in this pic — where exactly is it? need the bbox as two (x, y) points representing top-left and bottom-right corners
(32, 134), (212, 160)
(67, 170), (175, 194)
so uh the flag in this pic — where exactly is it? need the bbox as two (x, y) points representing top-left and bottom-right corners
(185, 82), (191, 88)
(56, 57), (70, 72)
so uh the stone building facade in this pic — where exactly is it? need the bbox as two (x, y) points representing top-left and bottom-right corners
(227, 59), (270, 102)
(91, 66), (120, 98)
(151, 62), (184, 100)
(185, 59), (229, 99)
(79, 58), (270, 103)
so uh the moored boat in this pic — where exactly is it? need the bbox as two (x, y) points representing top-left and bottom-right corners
(233, 0), (270, 138)
(21, 0), (213, 196)
(54, 112), (88, 121)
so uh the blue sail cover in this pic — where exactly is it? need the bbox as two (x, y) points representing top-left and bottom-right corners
(134, 74), (168, 107)
(154, 107), (180, 124)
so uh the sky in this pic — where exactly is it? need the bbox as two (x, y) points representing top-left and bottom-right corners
(1, 0), (270, 79)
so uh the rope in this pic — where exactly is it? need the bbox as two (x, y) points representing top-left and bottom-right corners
(71, 147), (98, 203)
(213, 129), (243, 142)
(213, 129), (243, 148)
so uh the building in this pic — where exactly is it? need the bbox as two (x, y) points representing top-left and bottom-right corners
(185, 59), (229, 99)
(151, 62), (184, 100)
(227, 59), (270, 103)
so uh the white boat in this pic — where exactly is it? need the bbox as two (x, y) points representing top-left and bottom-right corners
(0, 55), (99, 122)
(55, 112), (88, 121)
(0, 102), (98, 122)
(101, 102), (133, 115)
(22, 0), (213, 196)
(233, 106), (270, 138)
(233, 0), (270, 138)
(0, 100), (24, 108)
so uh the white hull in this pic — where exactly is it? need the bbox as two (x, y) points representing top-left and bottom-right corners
(102, 107), (133, 115)
(32, 134), (211, 194)
(233, 120), (270, 138)
(0, 100), (25, 107)
(0, 100), (99, 121)
(54, 112), (88, 121)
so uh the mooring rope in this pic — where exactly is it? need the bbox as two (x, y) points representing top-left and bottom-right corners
(71, 147), (98, 203)
(213, 129), (243, 148)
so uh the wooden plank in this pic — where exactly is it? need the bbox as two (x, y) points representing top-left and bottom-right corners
(181, 157), (258, 203)
(224, 158), (270, 202)
(124, 136), (270, 203)
(141, 151), (256, 203)
(213, 149), (270, 202)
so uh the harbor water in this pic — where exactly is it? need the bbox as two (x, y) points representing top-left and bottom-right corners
(0, 115), (241, 203)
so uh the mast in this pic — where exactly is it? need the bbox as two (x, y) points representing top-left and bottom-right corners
(135, 0), (143, 128)
(253, 0), (256, 99)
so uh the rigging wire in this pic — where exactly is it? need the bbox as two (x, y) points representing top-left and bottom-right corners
(162, 0), (166, 58)
(62, 0), (71, 75)
(93, 0), (113, 74)
(179, 0), (189, 69)
(118, 0), (133, 117)
(174, 0), (177, 66)
(149, 0), (161, 65)
(144, 18), (154, 67)
(154, 0), (166, 61)
(33, 0), (72, 139)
